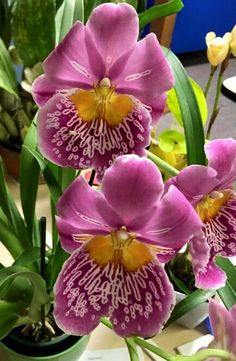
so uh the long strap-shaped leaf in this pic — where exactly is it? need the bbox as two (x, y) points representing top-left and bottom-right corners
(216, 257), (236, 309)
(165, 289), (215, 327)
(164, 48), (207, 166)
(56, 0), (84, 44)
(139, 0), (183, 29)
(0, 38), (18, 96)
(20, 121), (41, 246)
(0, 162), (30, 249)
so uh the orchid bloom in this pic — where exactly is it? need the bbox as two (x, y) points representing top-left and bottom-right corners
(167, 139), (236, 289)
(53, 155), (201, 337)
(206, 32), (232, 66)
(32, 3), (174, 179)
(208, 299), (236, 361)
(230, 25), (236, 57)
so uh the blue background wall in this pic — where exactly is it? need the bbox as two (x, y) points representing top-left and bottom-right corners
(171, 0), (236, 53)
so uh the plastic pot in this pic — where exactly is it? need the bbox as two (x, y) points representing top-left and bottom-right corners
(0, 330), (89, 361)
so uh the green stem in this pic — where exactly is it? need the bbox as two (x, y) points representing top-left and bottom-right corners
(177, 348), (231, 361)
(101, 319), (140, 361)
(50, 198), (58, 252)
(39, 217), (46, 338)
(125, 338), (140, 361)
(206, 72), (223, 139)
(147, 150), (179, 176)
(204, 65), (217, 97)
(100, 319), (231, 361)
(134, 337), (175, 361)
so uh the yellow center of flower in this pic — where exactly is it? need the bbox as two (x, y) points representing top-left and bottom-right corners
(196, 190), (230, 222)
(85, 229), (154, 272)
(69, 78), (134, 127)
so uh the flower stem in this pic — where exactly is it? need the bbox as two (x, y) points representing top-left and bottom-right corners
(204, 65), (217, 97)
(176, 348), (231, 361)
(39, 216), (46, 338)
(134, 337), (175, 361)
(206, 71), (223, 139)
(125, 338), (140, 361)
(147, 150), (179, 176)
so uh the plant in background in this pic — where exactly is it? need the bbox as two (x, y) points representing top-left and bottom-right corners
(205, 25), (236, 138)
(0, 1), (236, 361)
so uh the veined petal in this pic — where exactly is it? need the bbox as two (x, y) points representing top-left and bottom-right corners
(54, 244), (175, 337)
(203, 193), (236, 258)
(110, 33), (174, 104)
(56, 217), (97, 253)
(37, 93), (151, 179)
(87, 3), (138, 70)
(205, 139), (236, 189)
(32, 75), (74, 107)
(195, 257), (226, 289)
(102, 155), (164, 227)
(57, 176), (123, 230)
(189, 230), (210, 287)
(166, 165), (218, 205)
(32, 22), (105, 106)
(138, 185), (202, 251)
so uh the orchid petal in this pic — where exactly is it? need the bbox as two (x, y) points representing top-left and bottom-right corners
(102, 155), (164, 227)
(57, 176), (123, 231)
(54, 245), (175, 337)
(87, 3), (138, 70)
(32, 22), (105, 106)
(209, 299), (235, 352)
(166, 165), (218, 205)
(195, 257), (227, 289)
(37, 93), (151, 179)
(110, 33), (174, 106)
(205, 138), (236, 189)
(138, 185), (202, 251)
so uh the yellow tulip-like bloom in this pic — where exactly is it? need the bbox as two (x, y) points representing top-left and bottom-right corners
(230, 25), (236, 56)
(205, 31), (232, 66)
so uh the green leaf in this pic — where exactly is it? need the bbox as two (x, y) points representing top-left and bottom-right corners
(0, 268), (49, 321)
(23, 145), (62, 205)
(84, 0), (97, 22)
(216, 257), (236, 309)
(168, 269), (191, 295)
(158, 129), (186, 154)
(0, 218), (23, 258)
(111, 0), (137, 8)
(11, 0), (56, 67)
(0, 160), (30, 250)
(48, 243), (69, 289)
(20, 121), (41, 245)
(165, 289), (215, 327)
(167, 77), (208, 126)
(0, 313), (18, 339)
(56, 0), (84, 44)
(164, 48), (207, 166)
(0, 38), (18, 96)
(139, 0), (183, 29)
(13, 247), (40, 267)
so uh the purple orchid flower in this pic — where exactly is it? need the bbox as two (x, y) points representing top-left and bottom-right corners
(53, 155), (201, 337)
(32, 3), (174, 179)
(167, 139), (236, 289)
(208, 299), (236, 361)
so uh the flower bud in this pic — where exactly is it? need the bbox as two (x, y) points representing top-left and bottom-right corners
(205, 31), (232, 66)
(230, 25), (236, 56)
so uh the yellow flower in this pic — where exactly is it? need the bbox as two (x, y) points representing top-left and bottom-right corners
(230, 25), (236, 56)
(205, 31), (232, 66)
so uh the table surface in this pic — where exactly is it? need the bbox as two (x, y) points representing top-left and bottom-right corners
(0, 177), (207, 360)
